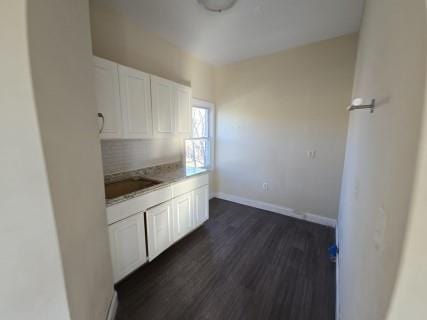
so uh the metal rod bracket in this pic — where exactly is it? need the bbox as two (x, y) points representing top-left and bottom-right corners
(348, 99), (376, 113)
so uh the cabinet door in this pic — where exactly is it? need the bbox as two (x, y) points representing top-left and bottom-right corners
(146, 201), (173, 261)
(175, 85), (192, 135)
(151, 76), (174, 137)
(194, 185), (209, 227)
(172, 192), (194, 241)
(108, 213), (147, 283)
(118, 65), (153, 139)
(93, 56), (122, 139)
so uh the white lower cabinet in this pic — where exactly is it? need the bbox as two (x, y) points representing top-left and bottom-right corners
(146, 183), (210, 261)
(194, 185), (209, 226)
(146, 201), (173, 261)
(107, 174), (210, 278)
(108, 212), (147, 283)
(172, 192), (194, 242)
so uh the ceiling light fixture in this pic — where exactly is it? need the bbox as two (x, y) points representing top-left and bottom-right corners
(197, 0), (238, 13)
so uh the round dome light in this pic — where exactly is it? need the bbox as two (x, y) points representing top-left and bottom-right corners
(197, 0), (238, 13)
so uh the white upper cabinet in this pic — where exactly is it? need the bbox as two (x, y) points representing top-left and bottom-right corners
(175, 85), (192, 135)
(118, 65), (153, 139)
(93, 57), (192, 140)
(151, 76), (175, 137)
(93, 57), (123, 139)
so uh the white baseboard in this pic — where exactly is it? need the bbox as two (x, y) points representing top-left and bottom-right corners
(106, 290), (118, 320)
(212, 192), (337, 228)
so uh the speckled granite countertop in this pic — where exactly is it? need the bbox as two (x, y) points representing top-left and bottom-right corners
(105, 163), (209, 207)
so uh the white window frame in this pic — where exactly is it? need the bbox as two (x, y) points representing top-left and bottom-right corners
(186, 98), (215, 169)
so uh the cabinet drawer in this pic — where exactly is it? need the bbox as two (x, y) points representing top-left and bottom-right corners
(107, 186), (172, 224)
(171, 173), (209, 198)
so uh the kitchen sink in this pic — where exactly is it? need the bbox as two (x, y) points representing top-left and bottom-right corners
(105, 177), (162, 200)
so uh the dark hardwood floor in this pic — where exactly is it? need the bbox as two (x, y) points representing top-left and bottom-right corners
(115, 198), (336, 320)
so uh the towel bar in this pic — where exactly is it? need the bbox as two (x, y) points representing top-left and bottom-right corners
(348, 99), (376, 113)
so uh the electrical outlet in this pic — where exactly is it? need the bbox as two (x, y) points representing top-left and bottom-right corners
(262, 182), (269, 192)
(306, 150), (316, 159)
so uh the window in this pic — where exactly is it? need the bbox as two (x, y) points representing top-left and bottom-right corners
(185, 100), (214, 169)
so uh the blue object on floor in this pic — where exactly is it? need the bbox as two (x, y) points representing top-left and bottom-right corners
(328, 244), (339, 263)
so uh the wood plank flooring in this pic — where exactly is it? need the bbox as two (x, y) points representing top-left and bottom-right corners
(115, 198), (336, 320)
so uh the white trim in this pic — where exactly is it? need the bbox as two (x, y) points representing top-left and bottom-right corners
(335, 226), (340, 320)
(304, 212), (337, 228)
(192, 98), (214, 110)
(106, 290), (118, 320)
(212, 192), (337, 228)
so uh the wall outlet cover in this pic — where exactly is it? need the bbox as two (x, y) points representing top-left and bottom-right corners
(262, 182), (269, 191)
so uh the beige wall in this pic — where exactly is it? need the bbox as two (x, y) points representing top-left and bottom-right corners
(214, 34), (358, 219)
(26, 1), (114, 320)
(90, 3), (357, 220)
(0, 1), (70, 319)
(388, 69), (427, 319)
(338, 0), (427, 319)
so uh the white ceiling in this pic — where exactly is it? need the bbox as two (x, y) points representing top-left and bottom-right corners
(93, 0), (364, 65)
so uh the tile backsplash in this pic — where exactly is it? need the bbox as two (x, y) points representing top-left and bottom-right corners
(101, 138), (183, 175)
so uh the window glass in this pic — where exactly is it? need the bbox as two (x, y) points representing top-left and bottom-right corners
(192, 107), (209, 138)
(185, 139), (209, 168)
(186, 107), (211, 168)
